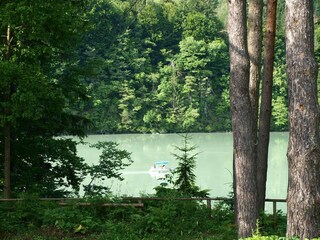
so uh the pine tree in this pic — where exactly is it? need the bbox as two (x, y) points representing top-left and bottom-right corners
(172, 134), (208, 197)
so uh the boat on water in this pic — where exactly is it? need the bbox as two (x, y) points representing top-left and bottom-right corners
(149, 161), (170, 172)
(149, 161), (172, 181)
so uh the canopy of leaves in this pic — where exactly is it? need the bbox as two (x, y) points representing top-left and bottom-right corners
(0, 0), (90, 197)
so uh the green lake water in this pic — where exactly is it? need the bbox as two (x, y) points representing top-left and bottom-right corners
(77, 132), (288, 212)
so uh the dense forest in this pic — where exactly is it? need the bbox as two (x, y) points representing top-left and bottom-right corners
(2, 0), (318, 135)
(75, 0), (294, 133)
(76, 0), (231, 133)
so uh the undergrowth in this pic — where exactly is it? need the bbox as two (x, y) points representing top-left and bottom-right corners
(0, 192), (287, 240)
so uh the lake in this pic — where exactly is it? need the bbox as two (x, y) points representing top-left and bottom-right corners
(77, 132), (288, 212)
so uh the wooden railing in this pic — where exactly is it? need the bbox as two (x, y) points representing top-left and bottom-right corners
(124, 197), (286, 224)
(265, 198), (286, 228)
(0, 197), (144, 207)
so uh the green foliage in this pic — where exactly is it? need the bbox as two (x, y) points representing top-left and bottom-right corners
(275, 0), (286, 35)
(171, 134), (209, 197)
(0, 194), (54, 232)
(44, 205), (91, 231)
(8, 137), (87, 197)
(0, 0), (90, 197)
(172, 134), (197, 192)
(209, 200), (237, 239)
(77, 0), (231, 134)
(182, 11), (222, 41)
(74, 0), (294, 134)
(0, 195), (238, 240)
(0, 0), (295, 202)
(258, 210), (287, 237)
(179, 0), (219, 17)
(137, 199), (212, 237)
(0, 192), (297, 240)
(83, 141), (133, 197)
(0, 0), (295, 137)
(243, 236), (315, 240)
(150, 36), (230, 132)
(270, 36), (288, 131)
(216, 0), (228, 26)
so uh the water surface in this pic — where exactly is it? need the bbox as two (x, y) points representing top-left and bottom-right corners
(77, 132), (288, 211)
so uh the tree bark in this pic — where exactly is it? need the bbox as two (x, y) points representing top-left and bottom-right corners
(256, 0), (277, 213)
(228, 0), (258, 237)
(286, 1), (320, 238)
(248, 0), (263, 136)
(3, 25), (12, 199)
(3, 122), (11, 198)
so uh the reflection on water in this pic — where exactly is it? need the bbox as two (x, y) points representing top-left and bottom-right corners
(77, 132), (289, 212)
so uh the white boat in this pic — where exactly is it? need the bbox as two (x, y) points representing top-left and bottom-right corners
(149, 161), (172, 180)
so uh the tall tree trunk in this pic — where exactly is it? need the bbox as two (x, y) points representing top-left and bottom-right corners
(3, 25), (12, 199)
(228, 0), (258, 237)
(286, 1), (320, 238)
(248, 0), (263, 136)
(248, 0), (263, 215)
(3, 122), (11, 198)
(256, 0), (277, 213)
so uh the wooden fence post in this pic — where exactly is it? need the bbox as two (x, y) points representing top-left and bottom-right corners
(273, 200), (277, 229)
(206, 199), (212, 209)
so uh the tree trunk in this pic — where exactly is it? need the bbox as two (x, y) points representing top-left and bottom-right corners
(286, 1), (320, 238)
(248, 0), (263, 136)
(256, 0), (277, 213)
(3, 25), (12, 199)
(3, 122), (11, 198)
(228, 0), (258, 237)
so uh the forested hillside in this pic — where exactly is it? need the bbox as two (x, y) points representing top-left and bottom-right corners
(2, 0), (320, 135)
(70, 0), (320, 133)
(74, 0), (229, 133)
